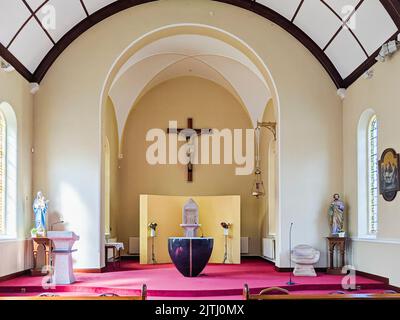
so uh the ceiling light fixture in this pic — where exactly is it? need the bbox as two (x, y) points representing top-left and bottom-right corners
(0, 57), (15, 72)
(376, 35), (400, 62)
(362, 68), (374, 80)
(30, 83), (40, 95)
(337, 88), (347, 99)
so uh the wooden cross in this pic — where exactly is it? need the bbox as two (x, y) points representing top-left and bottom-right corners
(167, 118), (212, 182)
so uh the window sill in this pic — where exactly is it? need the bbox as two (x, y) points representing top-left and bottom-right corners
(351, 237), (400, 245)
(356, 234), (377, 240)
(0, 236), (19, 242)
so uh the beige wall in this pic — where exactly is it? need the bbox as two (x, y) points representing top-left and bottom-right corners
(344, 52), (400, 286)
(259, 99), (277, 243)
(140, 195), (241, 264)
(3, 0), (399, 282)
(0, 70), (33, 277)
(103, 98), (120, 239)
(33, 0), (342, 268)
(119, 77), (260, 254)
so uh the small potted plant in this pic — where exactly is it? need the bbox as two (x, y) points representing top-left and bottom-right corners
(221, 222), (231, 236)
(338, 229), (346, 238)
(30, 227), (38, 238)
(148, 222), (158, 237)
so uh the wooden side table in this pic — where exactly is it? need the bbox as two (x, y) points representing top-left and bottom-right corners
(31, 237), (52, 276)
(326, 237), (348, 275)
(105, 243), (123, 269)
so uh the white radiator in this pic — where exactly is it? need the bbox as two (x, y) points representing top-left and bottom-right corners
(129, 237), (140, 255)
(262, 237), (275, 260)
(240, 237), (249, 254)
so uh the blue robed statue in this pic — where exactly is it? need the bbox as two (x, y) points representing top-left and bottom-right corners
(33, 192), (49, 234)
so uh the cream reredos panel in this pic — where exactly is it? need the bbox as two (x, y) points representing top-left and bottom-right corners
(109, 35), (271, 141)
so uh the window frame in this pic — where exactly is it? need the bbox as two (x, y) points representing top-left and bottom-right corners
(367, 115), (378, 235)
(0, 111), (6, 236)
(0, 102), (18, 241)
(357, 109), (378, 239)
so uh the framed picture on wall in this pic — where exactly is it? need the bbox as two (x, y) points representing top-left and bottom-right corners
(379, 148), (400, 202)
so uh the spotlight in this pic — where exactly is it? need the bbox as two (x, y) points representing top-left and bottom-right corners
(363, 68), (374, 80)
(30, 83), (40, 95)
(0, 57), (14, 72)
(376, 39), (400, 62)
(387, 40), (398, 54)
(337, 88), (347, 100)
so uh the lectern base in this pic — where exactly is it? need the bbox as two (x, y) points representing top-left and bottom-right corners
(52, 250), (77, 284)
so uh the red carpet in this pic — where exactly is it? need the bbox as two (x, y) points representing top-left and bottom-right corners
(0, 258), (393, 299)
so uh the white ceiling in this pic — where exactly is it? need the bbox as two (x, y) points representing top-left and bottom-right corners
(260, 0), (397, 78)
(0, 0), (398, 81)
(109, 34), (272, 140)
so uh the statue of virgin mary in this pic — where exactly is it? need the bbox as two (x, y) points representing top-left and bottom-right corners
(33, 192), (49, 234)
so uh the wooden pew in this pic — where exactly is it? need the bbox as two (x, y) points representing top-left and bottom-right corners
(0, 284), (147, 300)
(243, 284), (400, 300)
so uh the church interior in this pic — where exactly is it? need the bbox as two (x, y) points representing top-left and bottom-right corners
(0, 0), (400, 301)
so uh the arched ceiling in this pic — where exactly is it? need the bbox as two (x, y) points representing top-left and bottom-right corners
(109, 34), (271, 140)
(0, 0), (399, 88)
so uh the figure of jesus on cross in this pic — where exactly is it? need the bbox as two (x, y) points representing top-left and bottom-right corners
(167, 118), (212, 182)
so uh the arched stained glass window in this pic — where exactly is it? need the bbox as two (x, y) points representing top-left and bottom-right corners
(0, 102), (17, 239)
(0, 111), (6, 235)
(367, 115), (378, 235)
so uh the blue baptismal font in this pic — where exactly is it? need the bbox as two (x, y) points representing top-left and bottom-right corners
(168, 199), (214, 277)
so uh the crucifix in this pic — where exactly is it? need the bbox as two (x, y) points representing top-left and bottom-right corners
(167, 118), (212, 182)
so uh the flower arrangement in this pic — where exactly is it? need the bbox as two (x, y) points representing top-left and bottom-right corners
(221, 222), (231, 236)
(148, 222), (158, 237)
(148, 222), (158, 230)
(30, 228), (38, 238)
(221, 222), (231, 229)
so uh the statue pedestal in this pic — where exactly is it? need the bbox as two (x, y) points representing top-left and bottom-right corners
(52, 250), (77, 284)
(326, 237), (348, 275)
(168, 237), (213, 277)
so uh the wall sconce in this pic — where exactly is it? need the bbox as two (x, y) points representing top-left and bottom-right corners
(257, 121), (277, 141)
